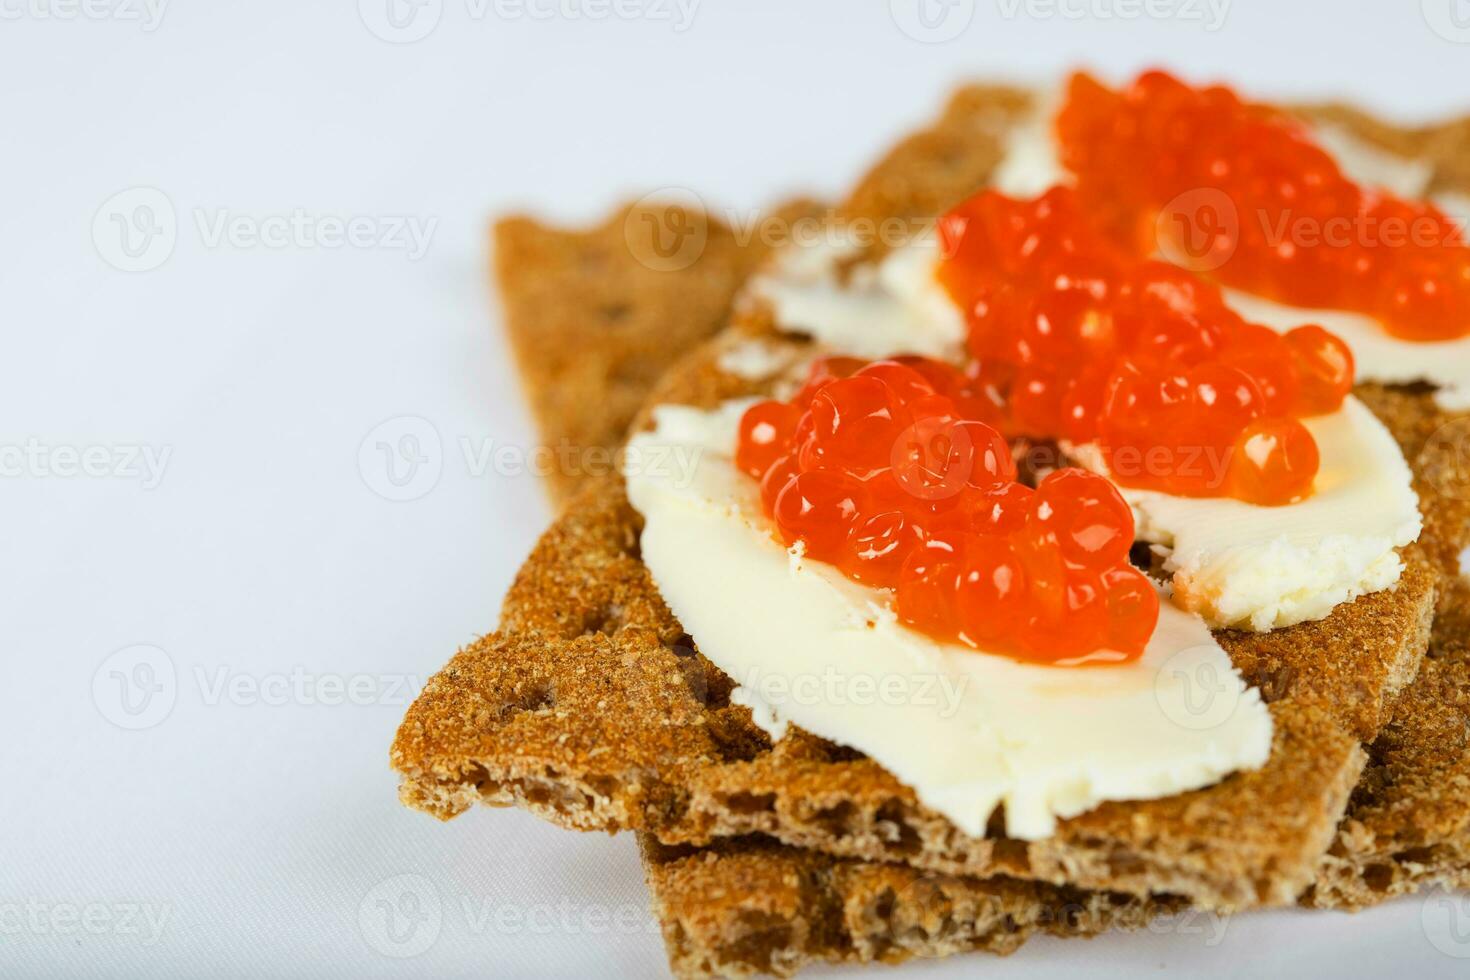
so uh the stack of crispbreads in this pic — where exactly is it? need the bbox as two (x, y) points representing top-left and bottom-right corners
(392, 84), (1470, 977)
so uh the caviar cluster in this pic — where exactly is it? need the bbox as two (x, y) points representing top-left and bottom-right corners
(735, 356), (1159, 663)
(1057, 70), (1470, 341)
(936, 186), (1355, 505)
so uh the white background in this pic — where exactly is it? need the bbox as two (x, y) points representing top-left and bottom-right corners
(2, 1), (1469, 976)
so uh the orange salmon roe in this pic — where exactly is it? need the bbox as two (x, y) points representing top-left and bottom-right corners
(736, 356), (1159, 664)
(1057, 70), (1470, 341)
(936, 186), (1353, 505)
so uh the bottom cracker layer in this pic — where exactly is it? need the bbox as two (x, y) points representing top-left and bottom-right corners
(640, 835), (1181, 979)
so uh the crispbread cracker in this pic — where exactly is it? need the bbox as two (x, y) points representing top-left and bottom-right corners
(496, 197), (821, 506)
(411, 83), (1470, 975)
(393, 319), (1434, 910)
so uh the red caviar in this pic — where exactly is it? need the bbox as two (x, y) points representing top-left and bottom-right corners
(736, 356), (1159, 663)
(1056, 70), (1470, 341)
(936, 186), (1353, 505)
